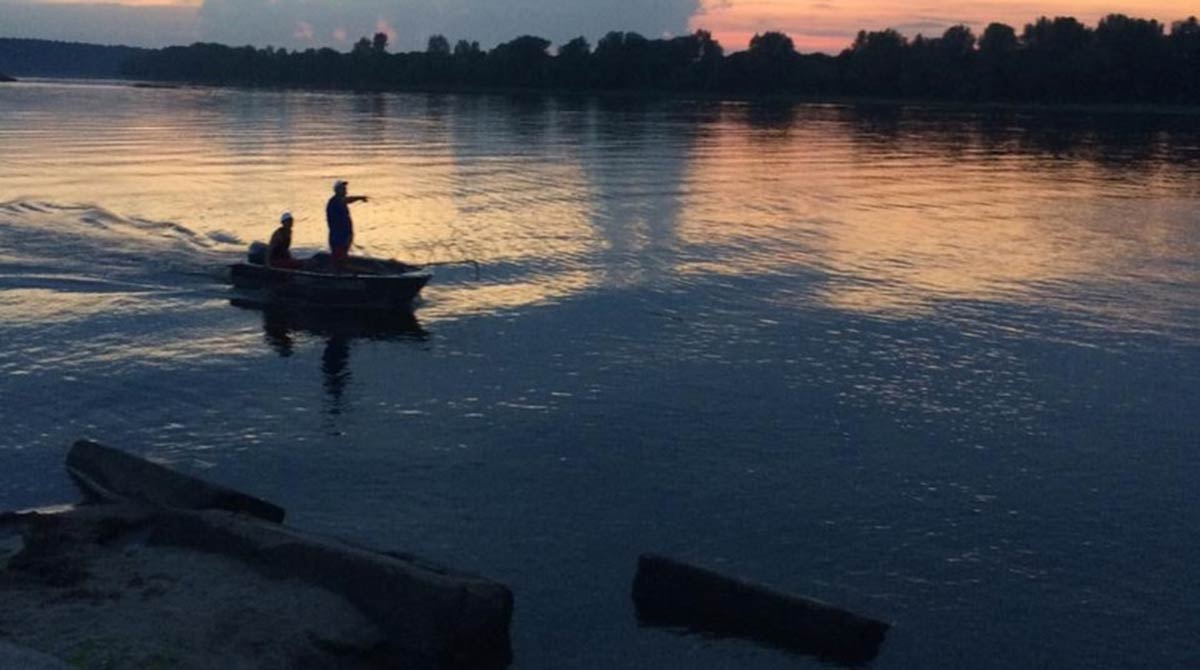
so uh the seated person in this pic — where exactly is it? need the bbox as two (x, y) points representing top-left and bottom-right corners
(267, 211), (304, 270)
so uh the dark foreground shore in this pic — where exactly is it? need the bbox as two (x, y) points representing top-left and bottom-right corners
(1, 504), (391, 669)
(0, 441), (513, 670)
(0, 441), (891, 669)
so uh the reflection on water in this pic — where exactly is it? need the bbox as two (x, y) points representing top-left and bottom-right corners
(321, 336), (349, 417)
(0, 84), (1196, 342)
(231, 299), (427, 419)
(0, 82), (1198, 670)
(236, 299), (428, 351)
(674, 102), (1200, 341)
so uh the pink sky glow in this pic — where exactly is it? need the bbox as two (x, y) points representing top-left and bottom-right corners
(6, 0), (1199, 52)
(690, 0), (1200, 52)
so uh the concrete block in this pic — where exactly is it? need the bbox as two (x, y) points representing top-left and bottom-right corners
(66, 440), (285, 523)
(633, 553), (888, 664)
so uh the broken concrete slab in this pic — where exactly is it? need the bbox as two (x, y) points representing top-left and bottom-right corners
(66, 439), (285, 523)
(1, 502), (514, 669)
(632, 553), (889, 664)
(149, 508), (514, 669)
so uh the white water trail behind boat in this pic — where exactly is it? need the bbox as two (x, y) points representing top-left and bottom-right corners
(0, 199), (244, 294)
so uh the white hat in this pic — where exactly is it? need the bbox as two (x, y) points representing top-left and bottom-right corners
(333, 180), (348, 191)
(280, 211), (293, 222)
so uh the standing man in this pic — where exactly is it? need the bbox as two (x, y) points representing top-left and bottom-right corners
(325, 179), (368, 268)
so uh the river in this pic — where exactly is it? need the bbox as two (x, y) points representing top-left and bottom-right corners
(1, 79), (1198, 669)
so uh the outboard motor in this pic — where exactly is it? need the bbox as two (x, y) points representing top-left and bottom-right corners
(247, 241), (268, 265)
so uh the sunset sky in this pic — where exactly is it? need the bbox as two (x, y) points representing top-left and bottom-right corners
(0, 0), (1195, 53)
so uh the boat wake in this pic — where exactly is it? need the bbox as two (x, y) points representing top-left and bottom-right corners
(0, 200), (242, 296)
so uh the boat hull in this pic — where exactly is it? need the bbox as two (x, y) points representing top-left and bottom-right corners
(230, 260), (431, 309)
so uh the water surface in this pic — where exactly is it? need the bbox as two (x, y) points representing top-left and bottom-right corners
(1, 80), (1198, 669)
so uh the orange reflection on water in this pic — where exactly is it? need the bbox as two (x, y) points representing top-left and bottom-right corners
(0, 289), (132, 326)
(425, 270), (600, 319)
(676, 105), (1199, 324)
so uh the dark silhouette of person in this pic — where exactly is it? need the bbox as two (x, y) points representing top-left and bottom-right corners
(325, 180), (368, 268)
(266, 211), (304, 270)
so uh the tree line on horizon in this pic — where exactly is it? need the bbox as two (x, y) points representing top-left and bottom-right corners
(0, 38), (146, 78)
(119, 14), (1200, 104)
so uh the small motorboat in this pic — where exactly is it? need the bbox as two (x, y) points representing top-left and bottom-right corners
(230, 242), (432, 309)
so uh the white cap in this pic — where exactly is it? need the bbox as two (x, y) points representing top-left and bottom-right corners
(333, 180), (348, 191)
(280, 211), (293, 222)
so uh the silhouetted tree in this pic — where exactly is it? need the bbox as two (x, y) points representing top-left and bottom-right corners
(420, 35), (452, 82)
(453, 39), (479, 58)
(488, 35), (551, 87)
(844, 29), (908, 97)
(1019, 17), (1096, 100)
(449, 39), (483, 84)
(372, 32), (389, 54)
(427, 35), (450, 56)
(930, 25), (976, 97)
(749, 31), (796, 59)
(980, 23), (1018, 55)
(1170, 17), (1200, 101)
(943, 25), (976, 54)
(1093, 14), (1166, 101)
(555, 36), (591, 88)
(1022, 16), (1091, 51)
(348, 36), (386, 86)
(728, 31), (798, 93)
(978, 23), (1019, 98)
(691, 30), (724, 89)
(593, 31), (662, 88)
(558, 36), (590, 59)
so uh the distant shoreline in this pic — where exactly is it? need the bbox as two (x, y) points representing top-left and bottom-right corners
(116, 17), (1200, 109)
(8, 16), (1200, 108)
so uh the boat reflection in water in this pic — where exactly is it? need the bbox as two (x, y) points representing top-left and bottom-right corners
(230, 298), (428, 417)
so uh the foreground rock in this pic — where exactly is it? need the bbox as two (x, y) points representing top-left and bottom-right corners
(0, 73), (15, 82)
(67, 439), (285, 522)
(0, 441), (513, 669)
(633, 553), (889, 664)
